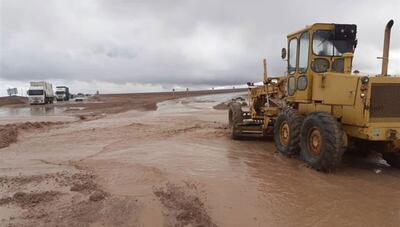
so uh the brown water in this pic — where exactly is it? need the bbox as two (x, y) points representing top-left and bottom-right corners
(0, 105), (76, 124)
(1, 93), (399, 226)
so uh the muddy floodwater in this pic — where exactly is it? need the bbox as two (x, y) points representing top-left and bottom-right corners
(0, 92), (399, 226)
(0, 105), (76, 124)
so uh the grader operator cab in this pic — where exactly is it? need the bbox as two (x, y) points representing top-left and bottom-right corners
(229, 20), (400, 171)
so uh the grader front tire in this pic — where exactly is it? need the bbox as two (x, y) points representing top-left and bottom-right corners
(300, 112), (345, 172)
(273, 108), (304, 156)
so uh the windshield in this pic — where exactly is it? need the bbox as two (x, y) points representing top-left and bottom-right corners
(56, 91), (65, 95)
(313, 30), (355, 56)
(28, 90), (44, 95)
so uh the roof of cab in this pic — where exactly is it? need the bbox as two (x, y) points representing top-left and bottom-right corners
(287, 23), (335, 38)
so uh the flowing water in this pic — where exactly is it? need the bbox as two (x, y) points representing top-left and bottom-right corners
(1, 92), (399, 226)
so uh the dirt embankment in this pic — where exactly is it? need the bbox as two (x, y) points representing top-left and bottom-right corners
(0, 89), (245, 111)
(0, 96), (28, 107)
(61, 89), (247, 115)
(0, 121), (64, 149)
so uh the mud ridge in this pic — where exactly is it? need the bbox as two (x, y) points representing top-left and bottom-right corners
(0, 121), (65, 149)
(154, 182), (216, 227)
(0, 191), (61, 208)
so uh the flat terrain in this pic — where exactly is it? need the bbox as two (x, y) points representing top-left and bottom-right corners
(0, 92), (400, 227)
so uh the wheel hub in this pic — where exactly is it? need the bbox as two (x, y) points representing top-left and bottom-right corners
(280, 121), (290, 146)
(308, 127), (322, 156)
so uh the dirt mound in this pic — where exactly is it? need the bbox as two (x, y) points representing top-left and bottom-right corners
(47, 197), (137, 227)
(0, 191), (60, 208)
(154, 182), (216, 227)
(0, 174), (52, 188)
(0, 171), (100, 193)
(69, 174), (98, 192)
(89, 190), (108, 202)
(0, 126), (18, 149)
(16, 121), (63, 130)
(0, 121), (64, 149)
(77, 113), (102, 121)
(213, 102), (229, 110)
(0, 96), (28, 107)
(213, 96), (247, 110)
(162, 124), (203, 137)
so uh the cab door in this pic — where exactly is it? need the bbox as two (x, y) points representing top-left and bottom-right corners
(287, 31), (311, 102)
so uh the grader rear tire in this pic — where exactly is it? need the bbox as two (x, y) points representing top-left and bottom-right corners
(228, 103), (244, 139)
(300, 112), (345, 172)
(273, 108), (304, 156)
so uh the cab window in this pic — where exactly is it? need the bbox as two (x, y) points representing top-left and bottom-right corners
(288, 38), (297, 74)
(299, 32), (309, 72)
(312, 30), (354, 56)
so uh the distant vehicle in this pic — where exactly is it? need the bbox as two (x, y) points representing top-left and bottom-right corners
(74, 93), (86, 102)
(27, 81), (54, 105)
(55, 86), (70, 101)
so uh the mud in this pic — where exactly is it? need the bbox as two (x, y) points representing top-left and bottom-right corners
(0, 125), (17, 149)
(0, 121), (64, 149)
(0, 191), (60, 208)
(0, 169), (117, 226)
(0, 92), (399, 226)
(213, 95), (247, 110)
(154, 182), (216, 227)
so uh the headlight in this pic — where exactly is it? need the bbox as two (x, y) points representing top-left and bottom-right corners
(361, 76), (369, 84)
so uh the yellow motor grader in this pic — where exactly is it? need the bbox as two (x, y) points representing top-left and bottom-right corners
(229, 20), (400, 171)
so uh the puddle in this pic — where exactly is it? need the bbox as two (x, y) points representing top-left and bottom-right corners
(0, 106), (68, 118)
(0, 105), (77, 124)
(156, 92), (247, 114)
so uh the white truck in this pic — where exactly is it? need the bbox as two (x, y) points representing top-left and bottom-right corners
(27, 81), (54, 105)
(55, 86), (70, 101)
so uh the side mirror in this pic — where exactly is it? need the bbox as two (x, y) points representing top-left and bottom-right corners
(281, 48), (287, 59)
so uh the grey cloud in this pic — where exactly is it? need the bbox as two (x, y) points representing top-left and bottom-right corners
(0, 0), (399, 90)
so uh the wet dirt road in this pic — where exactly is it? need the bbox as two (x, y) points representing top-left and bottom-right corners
(1, 93), (400, 226)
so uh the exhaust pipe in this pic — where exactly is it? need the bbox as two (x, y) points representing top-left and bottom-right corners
(381, 19), (394, 76)
(263, 58), (268, 83)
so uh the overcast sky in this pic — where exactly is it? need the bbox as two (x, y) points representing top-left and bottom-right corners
(0, 0), (399, 95)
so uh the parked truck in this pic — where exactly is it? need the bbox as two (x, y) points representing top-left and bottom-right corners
(27, 81), (54, 105)
(55, 86), (70, 101)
